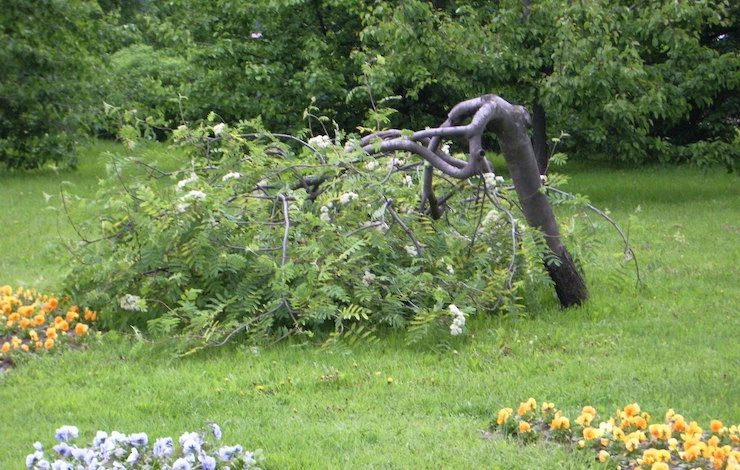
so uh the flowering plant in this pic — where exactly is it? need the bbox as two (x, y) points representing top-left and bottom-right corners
(489, 399), (740, 470)
(0, 286), (96, 369)
(26, 423), (264, 469)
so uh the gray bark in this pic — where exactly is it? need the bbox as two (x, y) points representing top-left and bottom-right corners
(362, 94), (588, 307)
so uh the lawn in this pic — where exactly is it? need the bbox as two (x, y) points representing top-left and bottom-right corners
(0, 142), (738, 469)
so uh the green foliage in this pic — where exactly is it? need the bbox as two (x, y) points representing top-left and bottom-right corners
(0, 0), (114, 169)
(60, 116), (606, 349)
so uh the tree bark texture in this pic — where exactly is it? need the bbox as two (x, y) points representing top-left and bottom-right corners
(361, 94), (588, 308)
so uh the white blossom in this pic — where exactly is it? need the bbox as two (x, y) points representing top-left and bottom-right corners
(404, 245), (418, 257)
(362, 271), (376, 286)
(175, 203), (190, 214)
(177, 173), (199, 191)
(388, 157), (404, 169)
(339, 192), (358, 204)
(182, 190), (207, 202)
(448, 304), (466, 336)
(365, 160), (378, 171)
(483, 209), (500, 226)
(440, 143), (450, 154)
(483, 172), (497, 188)
(221, 171), (242, 181)
(212, 123), (227, 136)
(308, 135), (332, 149)
(446, 264), (455, 275)
(403, 175), (414, 187)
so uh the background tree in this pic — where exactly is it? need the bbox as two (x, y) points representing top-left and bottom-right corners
(0, 0), (113, 169)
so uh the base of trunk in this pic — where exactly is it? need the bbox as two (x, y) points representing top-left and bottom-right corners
(546, 247), (588, 307)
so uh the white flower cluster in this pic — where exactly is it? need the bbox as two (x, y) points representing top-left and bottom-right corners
(222, 171), (242, 182)
(483, 172), (506, 188)
(320, 204), (332, 222)
(119, 294), (144, 312)
(362, 270), (376, 286)
(440, 143), (451, 154)
(403, 175), (414, 188)
(446, 264), (455, 275)
(338, 192), (358, 204)
(26, 424), (263, 470)
(404, 245), (418, 257)
(448, 304), (466, 336)
(388, 157), (404, 170)
(181, 190), (207, 202)
(483, 209), (500, 226)
(212, 123), (227, 136)
(308, 135), (332, 149)
(365, 160), (378, 171)
(176, 173), (199, 191)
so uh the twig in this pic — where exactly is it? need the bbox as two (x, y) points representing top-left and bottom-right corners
(384, 197), (423, 256)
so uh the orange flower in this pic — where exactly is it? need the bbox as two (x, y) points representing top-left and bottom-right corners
(21, 344), (29, 352)
(35, 341), (43, 350)
(44, 338), (54, 349)
(551, 416), (570, 430)
(624, 403), (641, 418)
(8, 312), (20, 322)
(598, 450), (609, 463)
(624, 437), (640, 452)
(582, 406), (597, 417)
(65, 310), (79, 323)
(711, 420), (724, 433)
(56, 319), (70, 332)
(45, 327), (58, 340)
(1, 342), (9, 353)
(19, 318), (31, 329)
(75, 323), (89, 336)
(43, 297), (59, 312)
(0, 285), (11, 296)
(18, 305), (34, 316)
(651, 463), (669, 470)
(583, 427), (599, 440)
(70, 305), (80, 313)
(33, 314), (45, 326)
(1, 303), (10, 314)
(519, 421), (532, 433)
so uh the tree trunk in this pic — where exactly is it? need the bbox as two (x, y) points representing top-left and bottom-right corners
(531, 101), (549, 175)
(487, 97), (588, 307)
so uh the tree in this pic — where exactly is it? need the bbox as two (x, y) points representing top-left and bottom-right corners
(0, 0), (110, 169)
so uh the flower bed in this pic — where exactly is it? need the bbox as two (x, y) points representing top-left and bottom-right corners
(26, 423), (263, 469)
(489, 399), (740, 469)
(0, 285), (97, 370)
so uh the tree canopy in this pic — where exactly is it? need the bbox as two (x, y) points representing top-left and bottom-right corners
(2, 0), (737, 170)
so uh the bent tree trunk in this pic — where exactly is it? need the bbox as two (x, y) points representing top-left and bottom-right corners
(362, 94), (588, 307)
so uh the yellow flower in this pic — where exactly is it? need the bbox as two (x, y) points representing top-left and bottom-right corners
(541, 402), (555, 413)
(19, 318), (31, 329)
(651, 463), (669, 470)
(44, 338), (54, 349)
(668, 438), (679, 451)
(33, 314), (45, 326)
(8, 312), (21, 323)
(550, 416), (570, 430)
(598, 450), (610, 463)
(0, 285), (11, 296)
(649, 424), (672, 440)
(46, 327), (58, 340)
(496, 408), (513, 425)
(583, 427), (600, 440)
(578, 439), (586, 449)
(11, 336), (22, 348)
(624, 437), (640, 452)
(21, 344), (29, 352)
(710, 420), (724, 434)
(519, 421), (532, 433)
(29, 330), (38, 341)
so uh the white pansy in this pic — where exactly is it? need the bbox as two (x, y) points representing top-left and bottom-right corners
(212, 123), (227, 136)
(308, 135), (332, 149)
(339, 192), (358, 204)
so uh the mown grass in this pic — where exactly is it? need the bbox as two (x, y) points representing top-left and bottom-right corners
(0, 142), (738, 469)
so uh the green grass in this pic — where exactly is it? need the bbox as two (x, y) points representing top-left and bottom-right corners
(1, 143), (738, 468)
